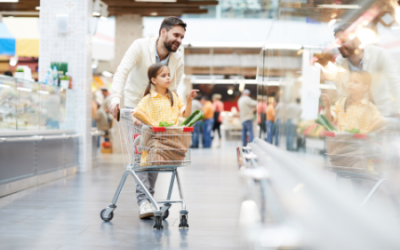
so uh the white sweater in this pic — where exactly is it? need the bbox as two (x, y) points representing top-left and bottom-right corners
(111, 36), (184, 108)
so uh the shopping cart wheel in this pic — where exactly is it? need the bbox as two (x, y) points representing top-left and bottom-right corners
(100, 208), (114, 222)
(161, 208), (169, 220)
(179, 215), (189, 228)
(153, 215), (163, 230)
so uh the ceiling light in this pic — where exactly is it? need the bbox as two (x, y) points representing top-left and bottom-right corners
(150, 12), (158, 16)
(0, 0), (19, 2)
(227, 89), (234, 95)
(328, 19), (336, 27)
(137, 0), (175, 1)
(357, 28), (377, 45)
(37, 90), (49, 95)
(92, 12), (101, 16)
(396, 7), (400, 24)
(100, 16), (107, 21)
(0, 84), (10, 88)
(102, 71), (113, 78)
(318, 4), (361, 9)
(17, 87), (32, 92)
(35, 6), (40, 10)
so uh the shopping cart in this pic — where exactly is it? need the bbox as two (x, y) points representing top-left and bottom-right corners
(100, 109), (192, 230)
(324, 122), (400, 209)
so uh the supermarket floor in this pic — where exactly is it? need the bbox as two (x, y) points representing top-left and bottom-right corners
(0, 140), (244, 250)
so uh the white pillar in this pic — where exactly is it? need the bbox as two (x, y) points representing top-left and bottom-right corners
(39, 0), (93, 172)
(111, 14), (143, 154)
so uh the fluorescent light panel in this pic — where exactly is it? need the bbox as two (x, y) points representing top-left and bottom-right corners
(318, 4), (361, 9)
(0, 0), (19, 2)
(0, 84), (11, 88)
(37, 90), (49, 95)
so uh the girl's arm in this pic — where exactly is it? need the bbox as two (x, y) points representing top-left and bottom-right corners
(321, 94), (333, 122)
(182, 90), (199, 118)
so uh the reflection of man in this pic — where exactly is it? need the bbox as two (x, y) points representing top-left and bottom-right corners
(333, 23), (400, 116)
(238, 89), (257, 146)
(108, 17), (186, 219)
(200, 96), (214, 148)
(286, 98), (302, 151)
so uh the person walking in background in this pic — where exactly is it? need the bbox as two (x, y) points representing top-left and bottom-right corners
(266, 97), (276, 144)
(286, 98), (302, 151)
(212, 94), (224, 147)
(238, 89), (257, 146)
(190, 96), (203, 148)
(257, 96), (267, 139)
(274, 98), (283, 146)
(200, 96), (214, 148)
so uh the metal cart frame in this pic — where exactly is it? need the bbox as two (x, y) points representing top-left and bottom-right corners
(100, 109), (191, 230)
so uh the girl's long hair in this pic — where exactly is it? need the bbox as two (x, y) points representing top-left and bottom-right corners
(344, 70), (374, 112)
(143, 63), (174, 107)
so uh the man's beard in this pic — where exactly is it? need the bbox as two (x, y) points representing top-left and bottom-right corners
(338, 46), (355, 58)
(164, 39), (180, 52)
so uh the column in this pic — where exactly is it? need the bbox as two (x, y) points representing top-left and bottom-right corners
(38, 0), (93, 172)
(111, 14), (143, 154)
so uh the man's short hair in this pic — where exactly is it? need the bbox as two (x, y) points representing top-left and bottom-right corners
(201, 96), (209, 100)
(296, 98), (301, 104)
(334, 23), (352, 36)
(159, 16), (187, 36)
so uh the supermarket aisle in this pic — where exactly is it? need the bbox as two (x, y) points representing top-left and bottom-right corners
(0, 141), (243, 250)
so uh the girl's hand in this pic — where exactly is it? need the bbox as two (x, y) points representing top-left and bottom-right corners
(321, 94), (331, 109)
(187, 89), (199, 100)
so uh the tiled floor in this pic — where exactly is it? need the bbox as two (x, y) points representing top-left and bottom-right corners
(0, 141), (245, 250)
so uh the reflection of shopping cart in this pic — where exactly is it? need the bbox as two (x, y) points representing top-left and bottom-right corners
(324, 125), (400, 209)
(100, 109), (192, 230)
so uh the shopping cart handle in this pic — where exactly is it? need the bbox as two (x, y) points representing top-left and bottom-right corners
(134, 134), (141, 139)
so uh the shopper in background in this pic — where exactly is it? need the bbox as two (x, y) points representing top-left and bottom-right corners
(200, 96), (215, 148)
(286, 98), (302, 151)
(108, 16), (186, 219)
(190, 96), (203, 148)
(212, 94), (224, 147)
(265, 97), (276, 144)
(238, 89), (257, 146)
(257, 96), (267, 138)
(274, 98), (283, 146)
(100, 87), (111, 112)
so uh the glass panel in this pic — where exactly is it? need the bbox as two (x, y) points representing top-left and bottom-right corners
(0, 75), (17, 130)
(16, 79), (41, 130)
(39, 85), (61, 130)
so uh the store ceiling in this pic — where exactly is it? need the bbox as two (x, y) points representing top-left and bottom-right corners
(0, 0), (218, 17)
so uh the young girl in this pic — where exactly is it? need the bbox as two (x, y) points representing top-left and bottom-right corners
(135, 63), (198, 125)
(321, 70), (384, 134)
(133, 63), (198, 219)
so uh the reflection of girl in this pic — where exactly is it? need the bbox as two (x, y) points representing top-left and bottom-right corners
(322, 70), (384, 134)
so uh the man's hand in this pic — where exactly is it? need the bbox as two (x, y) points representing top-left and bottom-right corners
(187, 89), (199, 100)
(320, 94), (331, 111)
(109, 103), (120, 121)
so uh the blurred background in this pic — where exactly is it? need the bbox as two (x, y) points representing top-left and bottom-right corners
(2, 0), (400, 249)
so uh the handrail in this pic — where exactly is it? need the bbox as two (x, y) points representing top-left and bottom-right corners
(0, 134), (82, 142)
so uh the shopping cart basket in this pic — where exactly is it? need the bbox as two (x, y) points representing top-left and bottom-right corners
(100, 109), (192, 229)
(324, 122), (400, 209)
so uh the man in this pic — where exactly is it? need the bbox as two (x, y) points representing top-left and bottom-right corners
(238, 89), (257, 146)
(108, 17), (186, 219)
(333, 23), (400, 116)
(190, 96), (203, 148)
(100, 86), (111, 112)
(200, 96), (214, 148)
(285, 98), (302, 151)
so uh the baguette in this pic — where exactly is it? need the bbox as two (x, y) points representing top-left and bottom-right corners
(131, 109), (157, 127)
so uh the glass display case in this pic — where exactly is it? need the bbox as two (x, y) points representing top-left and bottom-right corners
(0, 75), (66, 131)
